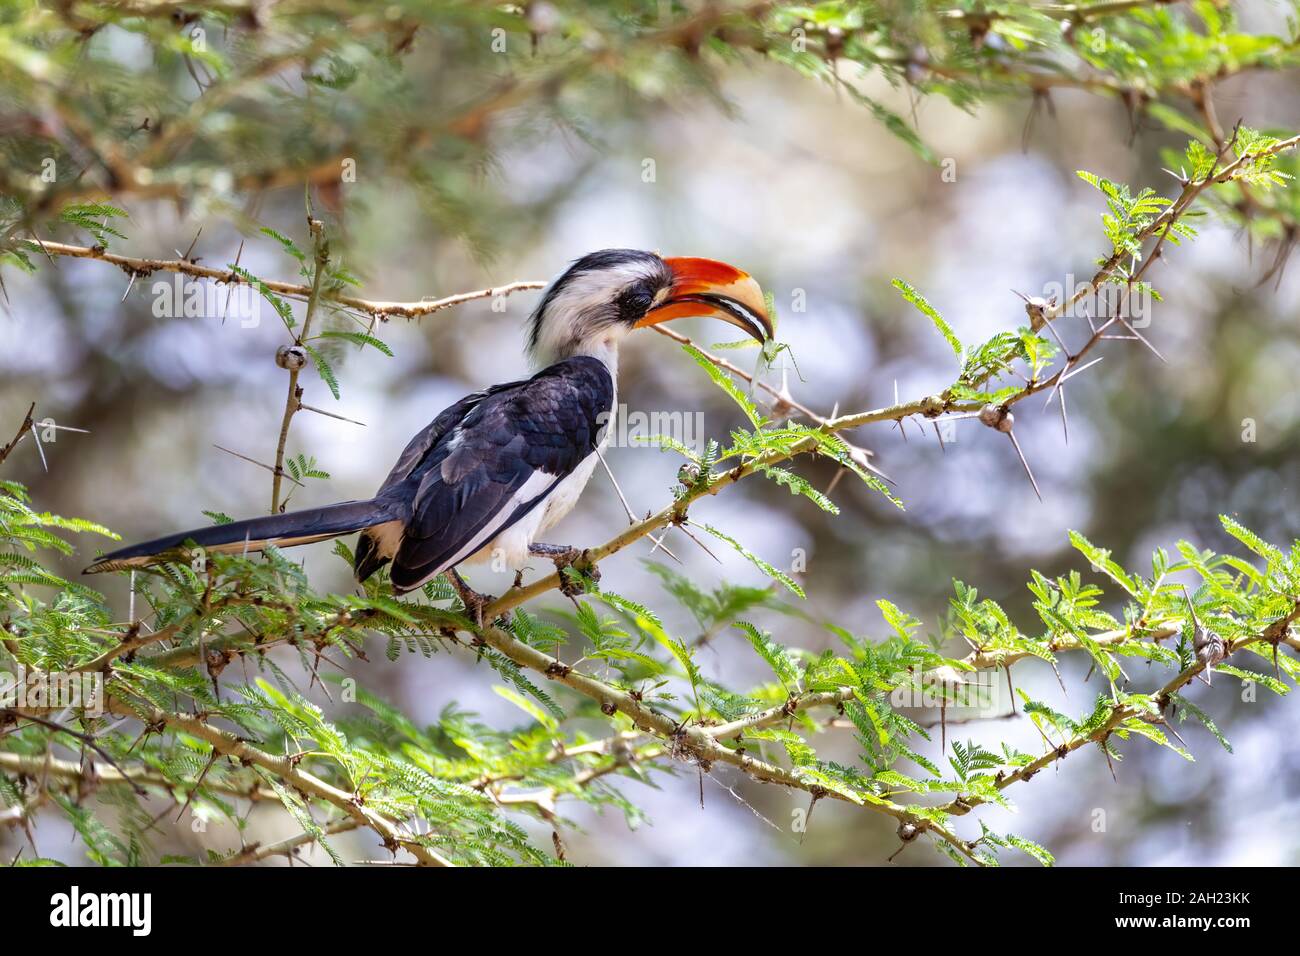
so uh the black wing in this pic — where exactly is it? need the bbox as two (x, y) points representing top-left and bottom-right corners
(379, 356), (613, 592)
(353, 391), (479, 581)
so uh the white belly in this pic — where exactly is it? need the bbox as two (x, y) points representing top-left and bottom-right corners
(408, 348), (618, 582)
(466, 385), (615, 572)
(465, 450), (602, 570)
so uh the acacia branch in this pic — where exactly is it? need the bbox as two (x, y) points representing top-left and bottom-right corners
(938, 600), (1300, 817)
(490, 742), (667, 816)
(143, 605), (379, 671)
(649, 325), (882, 477)
(270, 220), (329, 514)
(1042, 133), (1300, 333)
(214, 818), (362, 867)
(102, 700), (455, 867)
(0, 750), (277, 802)
(456, 619), (986, 862)
(19, 240), (544, 319)
(73, 591), (260, 673)
(824, 131), (1300, 440)
(938, 0), (1181, 23)
(68, 572), (1296, 863)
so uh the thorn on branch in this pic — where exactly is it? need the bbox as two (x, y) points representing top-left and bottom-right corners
(979, 403), (1042, 501)
(0, 402), (36, 468)
(1012, 289), (1057, 330)
(1114, 315), (1166, 364)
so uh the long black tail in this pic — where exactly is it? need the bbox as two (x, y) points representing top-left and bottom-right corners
(83, 498), (403, 574)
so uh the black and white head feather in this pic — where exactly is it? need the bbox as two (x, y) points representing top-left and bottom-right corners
(527, 249), (674, 364)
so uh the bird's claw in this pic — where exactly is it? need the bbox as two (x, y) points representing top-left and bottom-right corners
(445, 569), (497, 629)
(530, 544), (599, 597)
(465, 591), (496, 629)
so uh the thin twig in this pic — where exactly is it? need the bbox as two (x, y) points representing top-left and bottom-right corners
(24, 240), (544, 319)
(0, 402), (35, 468)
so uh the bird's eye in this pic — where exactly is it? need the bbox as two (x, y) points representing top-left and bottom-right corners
(619, 288), (655, 320)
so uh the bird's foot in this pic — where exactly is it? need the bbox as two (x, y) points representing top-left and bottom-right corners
(445, 568), (497, 629)
(528, 543), (599, 597)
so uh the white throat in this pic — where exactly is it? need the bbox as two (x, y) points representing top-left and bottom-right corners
(570, 334), (620, 374)
(534, 330), (622, 377)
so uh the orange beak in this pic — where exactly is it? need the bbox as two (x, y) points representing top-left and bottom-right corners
(634, 256), (773, 344)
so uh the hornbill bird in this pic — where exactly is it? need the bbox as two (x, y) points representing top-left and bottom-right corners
(85, 249), (772, 620)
